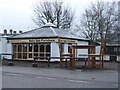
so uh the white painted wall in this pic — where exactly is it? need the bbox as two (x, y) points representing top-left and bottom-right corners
(117, 56), (120, 62)
(63, 43), (68, 54)
(77, 41), (88, 58)
(96, 46), (100, 54)
(0, 37), (12, 59)
(0, 37), (2, 53)
(1, 37), (7, 53)
(51, 43), (60, 61)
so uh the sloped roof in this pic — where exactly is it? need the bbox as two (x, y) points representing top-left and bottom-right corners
(9, 25), (89, 41)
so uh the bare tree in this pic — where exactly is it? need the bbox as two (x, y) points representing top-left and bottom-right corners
(33, 0), (75, 30)
(76, 1), (118, 43)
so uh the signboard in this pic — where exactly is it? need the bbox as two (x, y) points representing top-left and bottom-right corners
(60, 39), (78, 43)
(8, 38), (78, 44)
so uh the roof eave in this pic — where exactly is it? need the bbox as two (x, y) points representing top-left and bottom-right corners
(8, 36), (90, 41)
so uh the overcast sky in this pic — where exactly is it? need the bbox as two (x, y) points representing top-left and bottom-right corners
(0, 0), (118, 33)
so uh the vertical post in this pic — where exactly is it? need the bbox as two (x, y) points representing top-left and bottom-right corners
(8, 54), (14, 66)
(65, 58), (67, 67)
(33, 57), (37, 67)
(48, 57), (50, 68)
(0, 54), (1, 64)
(68, 46), (72, 67)
(88, 56), (90, 68)
(92, 47), (96, 68)
(88, 48), (90, 54)
(72, 48), (76, 70)
(58, 38), (63, 67)
(85, 57), (87, 66)
(102, 56), (104, 68)
(12, 54), (14, 62)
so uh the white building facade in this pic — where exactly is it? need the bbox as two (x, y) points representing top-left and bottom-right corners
(0, 36), (12, 59)
(7, 23), (90, 61)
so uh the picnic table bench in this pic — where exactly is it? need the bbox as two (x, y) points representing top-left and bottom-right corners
(33, 56), (88, 69)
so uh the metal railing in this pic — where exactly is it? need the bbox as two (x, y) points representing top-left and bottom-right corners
(0, 53), (13, 59)
(0, 53), (14, 66)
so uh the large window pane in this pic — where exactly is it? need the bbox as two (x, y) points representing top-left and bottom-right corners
(34, 53), (38, 57)
(40, 45), (44, 52)
(46, 45), (50, 52)
(40, 54), (44, 57)
(13, 53), (16, 58)
(29, 54), (32, 58)
(23, 44), (27, 52)
(29, 44), (32, 52)
(34, 44), (38, 52)
(46, 54), (50, 57)
(18, 45), (22, 52)
(23, 53), (27, 59)
(13, 45), (17, 52)
(68, 43), (72, 53)
(18, 53), (22, 58)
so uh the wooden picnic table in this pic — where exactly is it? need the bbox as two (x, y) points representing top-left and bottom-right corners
(33, 56), (84, 68)
(68, 45), (96, 69)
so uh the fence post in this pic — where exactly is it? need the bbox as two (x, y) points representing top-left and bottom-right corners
(65, 58), (68, 67)
(32, 57), (37, 67)
(48, 57), (50, 68)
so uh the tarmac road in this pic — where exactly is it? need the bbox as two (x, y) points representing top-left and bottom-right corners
(2, 66), (119, 88)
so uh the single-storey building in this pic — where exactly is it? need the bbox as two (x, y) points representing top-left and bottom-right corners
(7, 23), (89, 61)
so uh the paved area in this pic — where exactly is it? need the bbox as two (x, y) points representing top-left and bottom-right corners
(2, 72), (118, 88)
(2, 65), (119, 88)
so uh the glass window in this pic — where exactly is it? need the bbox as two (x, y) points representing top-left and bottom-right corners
(68, 43), (72, 53)
(119, 48), (120, 52)
(46, 54), (50, 57)
(110, 47), (113, 52)
(34, 53), (38, 57)
(29, 44), (32, 52)
(34, 44), (38, 52)
(114, 47), (117, 52)
(18, 45), (22, 52)
(13, 53), (17, 58)
(29, 54), (32, 58)
(23, 44), (27, 52)
(40, 54), (44, 57)
(40, 45), (44, 52)
(23, 53), (27, 59)
(13, 45), (17, 52)
(18, 53), (22, 58)
(13, 43), (51, 60)
(46, 45), (50, 52)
